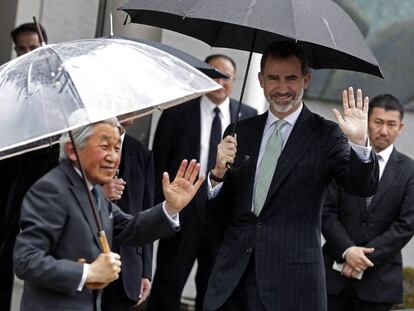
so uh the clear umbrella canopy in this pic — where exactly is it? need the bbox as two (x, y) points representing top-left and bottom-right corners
(0, 38), (219, 159)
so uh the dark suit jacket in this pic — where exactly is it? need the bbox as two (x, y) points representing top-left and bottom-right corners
(322, 148), (414, 304)
(106, 134), (154, 302)
(13, 160), (176, 311)
(204, 106), (378, 311)
(153, 97), (257, 224)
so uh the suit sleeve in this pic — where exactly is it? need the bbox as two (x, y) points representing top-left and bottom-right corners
(321, 182), (356, 261)
(152, 110), (175, 205)
(325, 124), (379, 197)
(142, 150), (154, 279)
(13, 180), (84, 295)
(205, 124), (235, 223)
(366, 167), (414, 265)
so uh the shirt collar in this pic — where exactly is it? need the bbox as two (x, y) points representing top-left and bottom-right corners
(200, 95), (230, 115)
(376, 144), (393, 164)
(265, 102), (303, 128)
(73, 166), (94, 190)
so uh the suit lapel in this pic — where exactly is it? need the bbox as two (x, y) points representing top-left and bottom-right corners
(263, 106), (315, 208)
(229, 99), (239, 122)
(119, 135), (133, 179)
(186, 99), (202, 160)
(368, 149), (401, 213)
(61, 161), (102, 249)
(240, 113), (268, 211)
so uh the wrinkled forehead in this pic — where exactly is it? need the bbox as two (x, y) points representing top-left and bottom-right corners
(91, 123), (122, 143)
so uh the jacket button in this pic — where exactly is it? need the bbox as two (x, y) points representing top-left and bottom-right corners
(246, 247), (253, 253)
(257, 222), (262, 228)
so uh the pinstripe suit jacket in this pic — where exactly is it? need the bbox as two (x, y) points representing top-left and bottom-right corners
(204, 106), (378, 311)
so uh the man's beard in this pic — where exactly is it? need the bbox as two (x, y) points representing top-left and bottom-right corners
(267, 88), (304, 113)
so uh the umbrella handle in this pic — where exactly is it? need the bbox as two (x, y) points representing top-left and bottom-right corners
(99, 230), (111, 253)
(226, 155), (250, 174)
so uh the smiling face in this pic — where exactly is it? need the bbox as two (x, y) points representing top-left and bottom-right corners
(259, 55), (310, 118)
(368, 107), (404, 152)
(67, 123), (121, 185)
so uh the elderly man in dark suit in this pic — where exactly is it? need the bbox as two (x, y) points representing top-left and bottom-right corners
(148, 54), (257, 311)
(101, 120), (155, 310)
(203, 41), (379, 311)
(322, 94), (414, 311)
(13, 118), (205, 311)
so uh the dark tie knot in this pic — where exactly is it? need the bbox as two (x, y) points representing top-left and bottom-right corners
(213, 107), (220, 116)
(91, 186), (100, 204)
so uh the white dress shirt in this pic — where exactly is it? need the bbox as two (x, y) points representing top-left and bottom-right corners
(200, 95), (231, 176)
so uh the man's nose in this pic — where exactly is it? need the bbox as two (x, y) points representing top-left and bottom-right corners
(379, 124), (388, 135)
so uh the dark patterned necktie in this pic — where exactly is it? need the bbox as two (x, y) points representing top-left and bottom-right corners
(207, 107), (222, 171)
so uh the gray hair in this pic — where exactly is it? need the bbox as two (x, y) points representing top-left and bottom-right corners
(59, 118), (123, 161)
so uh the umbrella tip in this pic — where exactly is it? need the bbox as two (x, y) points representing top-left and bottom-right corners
(32, 16), (46, 45)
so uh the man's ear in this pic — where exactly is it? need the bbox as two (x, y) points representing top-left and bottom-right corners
(303, 71), (311, 89)
(65, 141), (77, 162)
(258, 72), (264, 88)
(398, 121), (404, 134)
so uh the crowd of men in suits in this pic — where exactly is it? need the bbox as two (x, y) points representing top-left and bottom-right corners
(0, 22), (413, 311)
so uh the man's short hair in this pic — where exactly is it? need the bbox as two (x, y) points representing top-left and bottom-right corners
(59, 118), (123, 161)
(260, 41), (308, 75)
(204, 54), (237, 72)
(11, 22), (48, 44)
(368, 94), (404, 121)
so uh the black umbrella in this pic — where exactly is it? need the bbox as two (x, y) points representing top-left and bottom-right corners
(119, 0), (382, 76)
(119, 0), (383, 171)
(136, 39), (228, 79)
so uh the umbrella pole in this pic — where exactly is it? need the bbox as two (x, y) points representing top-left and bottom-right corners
(226, 30), (257, 173)
(68, 131), (110, 254)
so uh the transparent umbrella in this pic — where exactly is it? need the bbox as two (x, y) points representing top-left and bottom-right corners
(0, 37), (220, 159)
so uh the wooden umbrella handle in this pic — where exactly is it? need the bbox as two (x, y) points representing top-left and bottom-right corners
(98, 230), (111, 254)
(77, 231), (112, 289)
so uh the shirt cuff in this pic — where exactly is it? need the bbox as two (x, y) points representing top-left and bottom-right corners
(207, 173), (224, 199)
(162, 202), (180, 227)
(77, 263), (89, 291)
(342, 246), (354, 259)
(349, 141), (372, 163)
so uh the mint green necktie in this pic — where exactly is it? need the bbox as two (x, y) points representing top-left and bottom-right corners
(254, 119), (287, 216)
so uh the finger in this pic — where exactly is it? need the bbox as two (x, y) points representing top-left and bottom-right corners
(342, 89), (349, 111)
(348, 87), (355, 108)
(362, 247), (375, 254)
(363, 96), (369, 113)
(184, 159), (197, 180)
(356, 89), (363, 109)
(332, 108), (345, 126)
(361, 256), (374, 267)
(194, 174), (206, 191)
(189, 163), (201, 184)
(162, 172), (170, 189)
(176, 159), (188, 179)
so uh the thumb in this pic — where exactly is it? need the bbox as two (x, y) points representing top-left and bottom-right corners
(162, 172), (170, 189)
(332, 108), (344, 125)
